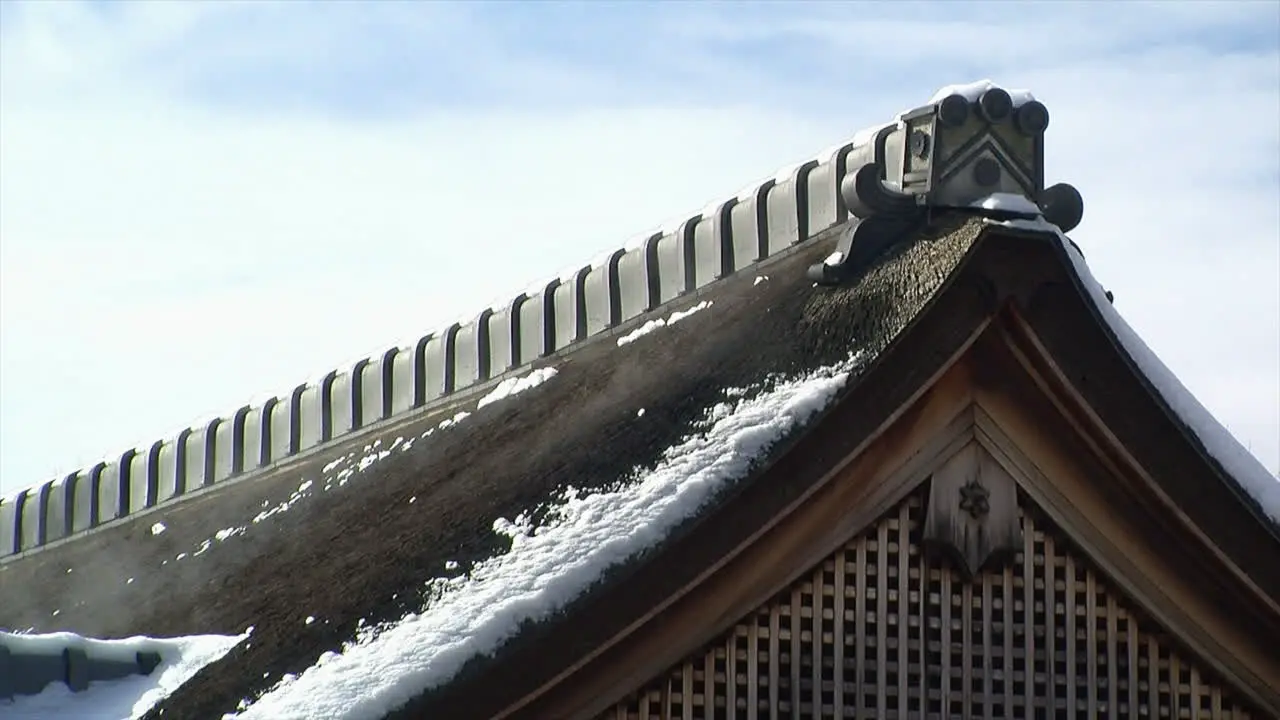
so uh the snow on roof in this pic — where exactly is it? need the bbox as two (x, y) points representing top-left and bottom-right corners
(225, 357), (857, 720)
(1, 630), (248, 720)
(616, 300), (713, 347)
(476, 367), (558, 410)
(995, 216), (1280, 524)
(970, 192), (1041, 216)
(929, 78), (1036, 107)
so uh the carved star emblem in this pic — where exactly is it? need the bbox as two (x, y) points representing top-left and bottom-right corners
(959, 479), (991, 519)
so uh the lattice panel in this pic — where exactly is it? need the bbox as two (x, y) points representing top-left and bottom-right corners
(600, 488), (1260, 720)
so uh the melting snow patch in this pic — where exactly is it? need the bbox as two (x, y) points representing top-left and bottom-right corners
(253, 480), (315, 524)
(178, 442), (397, 561)
(229, 359), (853, 720)
(477, 367), (558, 409)
(617, 318), (664, 346)
(323, 444), (394, 491)
(149, 523), (166, 536)
(754, 276), (769, 286)
(617, 301), (713, 347)
(437, 412), (470, 431)
(668, 301), (711, 325)
(1, 629), (248, 720)
(216, 527), (245, 542)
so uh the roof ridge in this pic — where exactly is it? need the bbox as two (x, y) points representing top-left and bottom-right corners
(0, 111), (870, 564)
(0, 79), (1071, 563)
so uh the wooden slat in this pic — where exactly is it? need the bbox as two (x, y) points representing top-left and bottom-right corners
(682, 660), (693, 720)
(1065, 554), (1077, 718)
(1173, 655), (1183, 719)
(1003, 561), (1014, 716)
(661, 669), (672, 720)
(1127, 606), (1139, 717)
(746, 616), (758, 720)
(790, 588), (801, 715)
(981, 572), (993, 719)
(1046, 532), (1059, 716)
(897, 504), (909, 718)
(1022, 524), (1035, 716)
(942, 558), (953, 718)
(1148, 637), (1160, 719)
(768, 603), (779, 717)
(726, 631), (737, 720)
(876, 521), (889, 715)
(855, 536), (867, 714)
(834, 548), (846, 714)
(918, 559), (928, 720)
(703, 645), (714, 720)
(1086, 570), (1098, 717)
(1106, 595), (1118, 718)
(810, 565), (822, 719)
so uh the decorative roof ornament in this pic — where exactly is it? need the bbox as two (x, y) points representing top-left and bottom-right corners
(958, 477), (991, 519)
(809, 81), (1084, 285)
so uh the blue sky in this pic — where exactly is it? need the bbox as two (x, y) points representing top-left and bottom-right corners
(1, 0), (1278, 495)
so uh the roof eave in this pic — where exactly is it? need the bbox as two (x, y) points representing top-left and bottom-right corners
(393, 222), (1035, 719)
(390, 222), (1280, 719)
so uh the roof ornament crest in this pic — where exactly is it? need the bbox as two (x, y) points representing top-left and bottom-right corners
(809, 81), (1084, 285)
(923, 441), (1023, 580)
(958, 477), (991, 519)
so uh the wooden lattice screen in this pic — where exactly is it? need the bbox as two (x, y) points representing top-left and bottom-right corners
(600, 488), (1259, 720)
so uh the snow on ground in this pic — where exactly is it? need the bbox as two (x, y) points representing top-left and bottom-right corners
(2, 630), (249, 720)
(993, 215), (1280, 522)
(477, 367), (558, 410)
(226, 358), (858, 720)
(617, 300), (713, 347)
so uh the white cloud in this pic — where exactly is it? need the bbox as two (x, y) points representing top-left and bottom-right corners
(0, 2), (1276, 495)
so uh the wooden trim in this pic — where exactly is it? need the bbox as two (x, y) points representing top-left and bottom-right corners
(1009, 250), (1280, 602)
(969, 324), (1280, 713)
(999, 310), (1280, 619)
(996, 301), (1280, 622)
